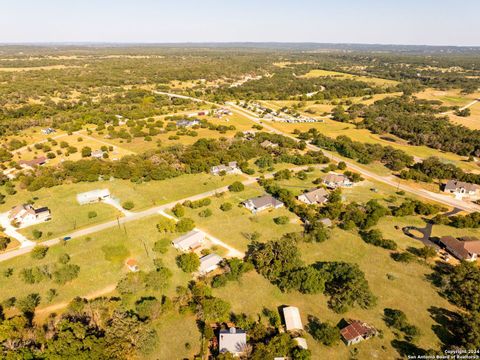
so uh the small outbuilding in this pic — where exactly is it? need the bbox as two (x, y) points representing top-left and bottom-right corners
(283, 306), (303, 332)
(77, 189), (111, 205)
(199, 253), (223, 275)
(219, 327), (247, 356)
(126, 259), (139, 272)
(340, 319), (377, 346)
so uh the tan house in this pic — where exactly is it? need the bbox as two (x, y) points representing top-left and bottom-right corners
(439, 236), (480, 261)
(297, 188), (329, 205)
(323, 173), (353, 189)
(444, 180), (479, 199)
(9, 204), (51, 227)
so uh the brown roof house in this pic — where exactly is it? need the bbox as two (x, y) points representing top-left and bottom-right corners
(439, 236), (480, 261)
(340, 319), (377, 346)
(297, 188), (329, 205)
(444, 180), (479, 200)
(219, 327), (247, 356)
(9, 204), (51, 227)
(19, 156), (47, 170)
(323, 173), (353, 189)
(243, 195), (284, 214)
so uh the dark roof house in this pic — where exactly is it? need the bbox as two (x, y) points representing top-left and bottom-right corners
(439, 236), (480, 261)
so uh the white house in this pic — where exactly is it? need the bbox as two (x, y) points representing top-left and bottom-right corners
(8, 204), (51, 227)
(444, 180), (479, 199)
(297, 188), (329, 205)
(211, 161), (241, 176)
(77, 189), (111, 205)
(283, 306), (303, 332)
(219, 327), (247, 356)
(199, 253), (223, 275)
(243, 195), (284, 214)
(323, 173), (353, 189)
(172, 230), (204, 252)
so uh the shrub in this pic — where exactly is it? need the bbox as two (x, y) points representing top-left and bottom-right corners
(198, 208), (213, 218)
(153, 238), (170, 254)
(307, 316), (341, 346)
(176, 218), (195, 233)
(32, 229), (43, 239)
(220, 202), (233, 211)
(58, 253), (71, 264)
(391, 252), (416, 263)
(273, 216), (289, 225)
(122, 201), (135, 210)
(228, 181), (245, 192)
(359, 229), (397, 250)
(172, 203), (185, 217)
(88, 211), (98, 219)
(0, 236), (11, 251)
(52, 264), (80, 285)
(176, 253), (200, 273)
(31, 245), (48, 259)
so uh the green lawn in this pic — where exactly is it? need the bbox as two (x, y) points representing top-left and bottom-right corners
(2, 173), (246, 240)
(0, 215), (193, 314)
(213, 224), (456, 359)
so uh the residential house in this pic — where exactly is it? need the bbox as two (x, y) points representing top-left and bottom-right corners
(297, 188), (329, 205)
(126, 259), (139, 272)
(219, 327), (247, 356)
(340, 320), (377, 346)
(19, 156), (47, 170)
(260, 140), (278, 149)
(41, 127), (56, 135)
(444, 180), (479, 199)
(323, 173), (353, 189)
(172, 230), (205, 252)
(243, 195), (284, 214)
(76, 189), (111, 205)
(199, 253), (223, 275)
(211, 161), (241, 176)
(438, 236), (480, 262)
(176, 119), (200, 128)
(9, 204), (51, 227)
(91, 150), (105, 159)
(283, 306), (303, 332)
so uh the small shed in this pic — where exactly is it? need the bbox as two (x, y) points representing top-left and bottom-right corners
(283, 306), (303, 331)
(126, 259), (139, 272)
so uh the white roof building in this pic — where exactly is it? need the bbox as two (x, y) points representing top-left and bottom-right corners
(199, 253), (223, 275)
(283, 306), (303, 332)
(76, 189), (110, 205)
(219, 327), (247, 356)
(172, 230), (204, 252)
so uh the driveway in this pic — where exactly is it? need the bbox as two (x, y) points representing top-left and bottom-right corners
(0, 212), (36, 248)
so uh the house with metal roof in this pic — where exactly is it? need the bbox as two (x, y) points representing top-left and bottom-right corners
(172, 230), (204, 252)
(9, 204), (51, 227)
(199, 253), (223, 275)
(340, 319), (377, 346)
(76, 189), (111, 205)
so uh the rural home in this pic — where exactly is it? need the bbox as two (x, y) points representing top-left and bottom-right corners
(176, 119), (200, 127)
(219, 327), (247, 356)
(76, 189), (111, 205)
(199, 253), (223, 275)
(323, 173), (353, 189)
(126, 259), (139, 272)
(243, 195), (284, 214)
(9, 204), (51, 227)
(260, 140), (278, 149)
(19, 156), (47, 170)
(340, 319), (377, 346)
(210, 161), (241, 176)
(297, 188), (329, 205)
(172, 230), (204, 252)
(444, 180), (479, 199)
(283, 306), (303, 332)
(41, 127), (55, 135)
(438, 236), (480, 261)
(91, 150), (105, 159)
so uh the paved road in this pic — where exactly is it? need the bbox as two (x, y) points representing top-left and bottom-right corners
(151, 91), (480, 213)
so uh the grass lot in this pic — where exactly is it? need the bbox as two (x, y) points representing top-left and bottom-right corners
(178, 184), (303, 252)
(0, 127), (68, 149)
(2, 173), (245, 240)
(0, 215), (193, 311)
(264, 120), (479, 173)
(448, 102), (480, 130)
(415, 88), (480, 107)
(430, 223), (480, 240)
(300, 69), (399, 87)
(213, 220), (456, 359)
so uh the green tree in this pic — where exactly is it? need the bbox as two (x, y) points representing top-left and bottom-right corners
(176, 253), (200, 273)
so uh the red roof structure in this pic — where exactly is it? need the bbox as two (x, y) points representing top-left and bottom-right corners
(340, 320), (377, 344)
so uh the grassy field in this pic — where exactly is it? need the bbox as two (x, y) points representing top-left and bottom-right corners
(178, 184), (303, 252)
(448, 102), (480, 130)
(264, 120), (480, 173)
(213, 220), (456, 359)
(300, 69), (399, 87)
(1, 215), (192, 311)
(415, 88), (480, 107)
(2, 173), (245, 240)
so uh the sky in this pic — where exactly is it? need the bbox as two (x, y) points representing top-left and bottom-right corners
(1, 0), (479, 46)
